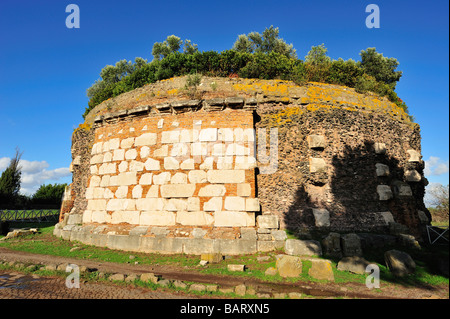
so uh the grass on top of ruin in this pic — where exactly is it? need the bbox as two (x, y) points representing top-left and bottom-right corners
(0, 222), (448, 289)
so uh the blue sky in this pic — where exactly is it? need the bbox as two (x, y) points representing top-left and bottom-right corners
(0, 0), (448, 196)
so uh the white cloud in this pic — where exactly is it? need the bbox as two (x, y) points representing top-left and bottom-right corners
(0, 157), (71, 195)
(0, 157), (10, 171)
(424, 156), (449, 177)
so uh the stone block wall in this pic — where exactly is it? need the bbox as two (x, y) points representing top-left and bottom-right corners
(255, 103), (429, 238)
(84, 106), (260, 230)
(55, 77), (430, 254)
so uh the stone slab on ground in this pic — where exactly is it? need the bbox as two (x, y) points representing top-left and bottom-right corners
(284, 239), (322, 256)
(337, 256), (371, 275)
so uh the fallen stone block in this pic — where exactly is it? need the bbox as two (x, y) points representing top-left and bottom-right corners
(308, 259), (334, 281)
(384, 249), (416, 277)
(337, 256), (371, 274)
(227, 264), (245, 272)
(276, 255), (302, 278)
(285, 239), (322, 256)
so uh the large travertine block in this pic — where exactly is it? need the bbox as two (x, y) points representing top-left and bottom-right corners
(100, 175), (110, 188)
(140, 211), (176, 226)
(111, 211), (140, 224)
(245, 198), (260, 212)
(102, 141), (110, 152)
(115, 186), (128, 199)
(199, 128), (218, 142)
(104, 188), (114, 199)
(225, 143), (251, 156)
(139, 173), (153, 185)
(91, 210), (110, 224)
(171, 172), (187, 184)
(198, 184), (226, 197)
(82, 210), (92, 223)
(176, 211), (214, 226)
(120, 137), (134, 149)
(125, 149), (138, 160)
(165, 198), (188, 212)
(191, 142), (207, 156)
(145, 185), (159, 198)
(161, 130), (180, 143)
(405, 169), (421, 182)
(106, 199), (136, 211)
(307, 135), (326, 149)
(180, 158), (195, 170)
(113, 149), (125, 161)
(85, 187), (94, 200)
(224, 196), (245, 211)
(103, 152), (112, 162)
(377, 185), (393, 200)
(216, 156), (233, 169)
(187, 197), (200, 211)
(153, 145), (168, 157)
(144, 158), (160, 171)
(207, 170), (245, 183)
(99, 163), (116, 175)
(160, 184), (196, 198)
(199, 157), (214, 170)
(140, 146), (150, 158)
(118, 161), (128, 172)
(87, 199), (106, 211)
(132, 185), (143, 198)
(93, 187), (105, 199)
(91, 142), (102, 155)
(407, 149), (421, 162)
(309, 158), (327, 173)
(90, 154), (103, 165)
(117, 172), (137, 185)
(136, 198), (164, 211)
(180, 129), (199, 143)
(218, 128), (234, 142)
(170, 143), (189, 157)
(214, 211), (255, 227)
(164, 157), (180, 170)
(109, 138), (120, 150)
(375, 163), (390, 177)
(256, 215), (279, 229)
(135, 133), (157, 146)
(129, 160), (144, 172)
(235, 156), (257, 169)
(89, 175), (101, 187)
(237, 183), (251, 197)
(204, 197), (223, 212)
(188, 170), (207, 183)
(153, 172), (171, 185)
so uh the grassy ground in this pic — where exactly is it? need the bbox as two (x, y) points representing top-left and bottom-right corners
(1, 222), (448, 291)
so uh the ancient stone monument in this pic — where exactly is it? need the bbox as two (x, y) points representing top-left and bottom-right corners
(55, 76), (431, 254)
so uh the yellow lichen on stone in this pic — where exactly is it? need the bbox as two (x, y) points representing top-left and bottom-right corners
(73, 123), (91, 133)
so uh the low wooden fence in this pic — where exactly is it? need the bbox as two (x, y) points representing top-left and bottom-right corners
(0, 210), (60, 223)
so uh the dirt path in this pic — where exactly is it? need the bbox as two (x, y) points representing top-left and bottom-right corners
(0, 247), (447, 299)
(0, 270), (196, 299)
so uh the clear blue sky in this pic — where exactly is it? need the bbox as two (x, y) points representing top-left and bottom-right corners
(0, 0), (448, 195)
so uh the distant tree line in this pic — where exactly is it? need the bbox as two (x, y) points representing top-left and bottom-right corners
(84, 26), (409, 120)
(0, 149), (67, 210)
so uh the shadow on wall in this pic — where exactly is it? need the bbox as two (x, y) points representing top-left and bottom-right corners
(283, 141), (430, 239)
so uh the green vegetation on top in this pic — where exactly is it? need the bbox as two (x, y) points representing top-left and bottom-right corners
(84, 26), (409, 120)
